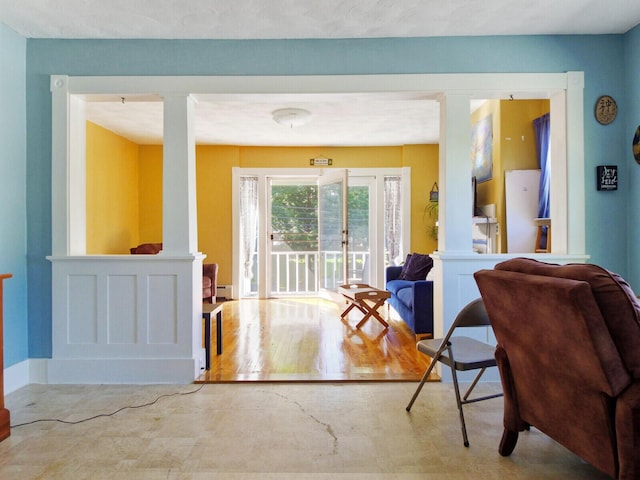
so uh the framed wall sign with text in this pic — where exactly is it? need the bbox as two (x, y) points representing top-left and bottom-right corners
(596, 165), (618, 191)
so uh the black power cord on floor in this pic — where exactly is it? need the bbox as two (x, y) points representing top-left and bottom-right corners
(10, 383), (206, 429)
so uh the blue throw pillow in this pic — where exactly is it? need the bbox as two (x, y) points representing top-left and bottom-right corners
(399, 253), (433, 281)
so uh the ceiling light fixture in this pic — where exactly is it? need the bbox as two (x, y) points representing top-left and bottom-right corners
(272, 108), (311, 128)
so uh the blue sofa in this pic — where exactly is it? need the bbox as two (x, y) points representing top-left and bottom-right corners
(385, 265), (434, 335)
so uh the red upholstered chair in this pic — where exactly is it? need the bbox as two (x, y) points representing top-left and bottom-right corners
(475, 258), (640, 480)
(130, 243), (218, 303)
(202, 263), (218, 304)
(130, 242), (162, 254)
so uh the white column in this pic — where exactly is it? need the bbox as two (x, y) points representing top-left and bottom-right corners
(162, 94), (199, 255)
(50, 76), (87, 256)
(565, 71), (586, 255)
(438, 93), (474, 254)
(68, 95), (87, 255)
(431, 93), (475, 343)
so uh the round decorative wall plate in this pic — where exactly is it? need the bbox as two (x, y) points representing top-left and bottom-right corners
(633, 126), (640, 164)
(595, 95), (617, 125)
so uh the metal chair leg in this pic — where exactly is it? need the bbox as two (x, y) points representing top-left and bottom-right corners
(448, 345), (470, 447)
(463, 367), (487, 401)
(406, 354), (440, 412)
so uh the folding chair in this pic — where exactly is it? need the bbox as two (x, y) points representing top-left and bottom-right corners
(406, 298), (503, 447)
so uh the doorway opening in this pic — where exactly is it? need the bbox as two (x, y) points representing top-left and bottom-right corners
(236, 169), (408, 299)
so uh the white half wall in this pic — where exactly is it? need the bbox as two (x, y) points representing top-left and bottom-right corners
(46, 254), (205, 384)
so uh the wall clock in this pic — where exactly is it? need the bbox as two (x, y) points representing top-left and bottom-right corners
(595, 95), (617, 125)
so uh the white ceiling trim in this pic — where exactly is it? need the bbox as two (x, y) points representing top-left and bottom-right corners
(69, 73), (562, 146)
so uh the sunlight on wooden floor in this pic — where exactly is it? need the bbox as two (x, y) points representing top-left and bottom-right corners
(196, 297), (433, 383)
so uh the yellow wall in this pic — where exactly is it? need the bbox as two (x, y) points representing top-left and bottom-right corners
(137, 145), (163, 243)
(196, 146), (240, 286)
(86, 123), (439, 283)
(403, 144), (439, 254)
(133, 144), (438, 285)
(500, 100), (549, 172)
(237, 146), (403, 168)
(86, 121), (140, 254)
(87, 100), (549, 266)
(471, 100), (550, 252)
(87, 99), (546, 268)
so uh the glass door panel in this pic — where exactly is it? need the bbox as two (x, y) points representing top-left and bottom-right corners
(318, 170), (348, 292)
(346, 180), (371, 285)
(268, 179), (318, 296)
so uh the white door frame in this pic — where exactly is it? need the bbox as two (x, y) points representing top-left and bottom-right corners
(232, 167), (409, 298)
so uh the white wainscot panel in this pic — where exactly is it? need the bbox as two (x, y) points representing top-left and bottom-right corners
(68, 274), (97, 344)
(107, 274), (137, 344)
(148, 274), (178, 344)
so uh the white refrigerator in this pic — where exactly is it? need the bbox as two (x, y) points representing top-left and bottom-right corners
(505, 169), (541, 253)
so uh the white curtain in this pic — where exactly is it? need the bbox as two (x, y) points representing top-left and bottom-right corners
(240, 176), (259, 279)
(384, 176), (402, 265)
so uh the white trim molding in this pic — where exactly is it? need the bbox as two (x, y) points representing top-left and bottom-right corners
(49, 72), (585, 384)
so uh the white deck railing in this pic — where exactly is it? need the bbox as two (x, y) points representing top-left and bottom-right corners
(251, 250), (370, 296)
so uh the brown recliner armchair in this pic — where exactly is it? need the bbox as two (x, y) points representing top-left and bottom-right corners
(131, 243), (218, 303)
(475, 258), (640, 480)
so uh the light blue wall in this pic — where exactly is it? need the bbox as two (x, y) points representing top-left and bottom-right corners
(23, 34), (632, 358)
(0, 23), (29, 367)
(625, 24), (640, 289)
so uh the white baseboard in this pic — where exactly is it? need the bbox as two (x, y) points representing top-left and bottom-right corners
(47, 358), (200, 384)
(4, 356), (201, 392)
(29, 359), (49, 384)
(4, 360), (30, 394)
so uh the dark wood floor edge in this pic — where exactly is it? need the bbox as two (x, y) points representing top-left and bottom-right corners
(194, 377), (442, 384)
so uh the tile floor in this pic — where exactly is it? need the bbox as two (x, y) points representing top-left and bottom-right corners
(1, 382), (609, 479)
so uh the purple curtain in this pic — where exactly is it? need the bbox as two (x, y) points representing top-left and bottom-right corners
(533, 113), (551, 248)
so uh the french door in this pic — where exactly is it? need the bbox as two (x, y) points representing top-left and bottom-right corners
(266, 170), (349, 297)
(235, 168), (408, 299)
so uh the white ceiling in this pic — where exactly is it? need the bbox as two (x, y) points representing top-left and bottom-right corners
(3, 0), (639, 40)
(86, 92), (445, 146)
(4, 0), (640, 146)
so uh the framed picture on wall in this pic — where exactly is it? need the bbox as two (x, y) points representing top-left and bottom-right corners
(596, 165), (618, 191)
(471, 114), (493, 182)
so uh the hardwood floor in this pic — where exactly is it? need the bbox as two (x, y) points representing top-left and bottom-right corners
(196, 297), (435, 383)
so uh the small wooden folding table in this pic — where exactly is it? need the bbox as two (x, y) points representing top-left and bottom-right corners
(202, 302), (224, 370)
(338, 283), (391, 329)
